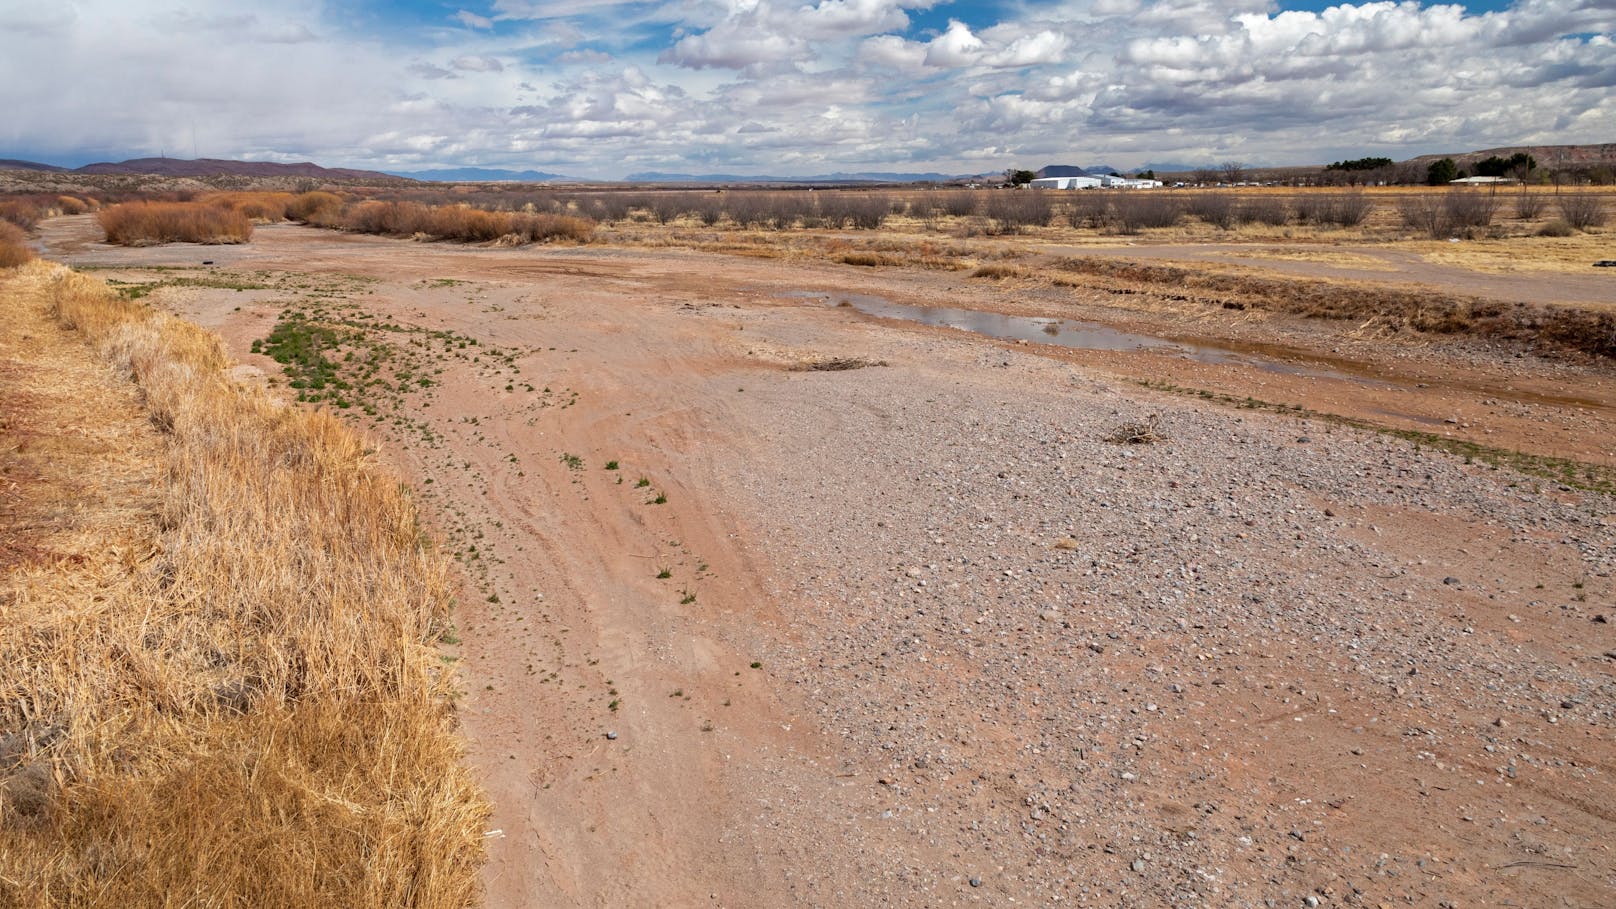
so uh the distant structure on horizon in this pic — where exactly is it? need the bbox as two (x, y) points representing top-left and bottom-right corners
(1029, 174), (1163, 190)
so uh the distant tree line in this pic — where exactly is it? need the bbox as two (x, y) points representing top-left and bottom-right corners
(1326, 157), (1394, 172)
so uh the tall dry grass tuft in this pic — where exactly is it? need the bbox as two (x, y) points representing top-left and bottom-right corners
(0, 222), (33, 268)
(0, 263), (488, 907)
(98, 201), (254, 246)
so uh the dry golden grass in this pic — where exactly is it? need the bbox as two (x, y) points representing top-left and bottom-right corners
(1411, 232), (1616, 278)
(0, 222), (33, 268)
(98, 202), (254, 246)
(0, 262), (487, 907)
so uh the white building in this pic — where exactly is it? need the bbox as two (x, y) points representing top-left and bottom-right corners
(1097, 175), (1164, 189)
(1030, 174), (1163, 189)
(1030, 176), (1103, 190)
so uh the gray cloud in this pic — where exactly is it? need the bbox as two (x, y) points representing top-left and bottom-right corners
(2, 0), (1612, 178)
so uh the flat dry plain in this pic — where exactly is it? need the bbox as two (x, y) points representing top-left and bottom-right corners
(37, 212), (1616, 907)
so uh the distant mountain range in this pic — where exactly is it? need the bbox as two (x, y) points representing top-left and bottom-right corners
(389, 166), (572, 183)
(1140, 162), (1206, 175)
(623, 170), (962, 184)
(0, 156), (397, 180)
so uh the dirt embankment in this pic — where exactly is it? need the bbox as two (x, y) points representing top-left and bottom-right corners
(30, 219), (1616, 907)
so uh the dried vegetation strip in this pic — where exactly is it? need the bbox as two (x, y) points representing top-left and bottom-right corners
(1054, 257), (1616, 358)
(98, 201), (254, 246)
(0, 262), (487, 907)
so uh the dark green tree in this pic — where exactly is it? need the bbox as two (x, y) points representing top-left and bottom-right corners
(1005, 169), (1037, 186)
(1427, 158), (1458, 185)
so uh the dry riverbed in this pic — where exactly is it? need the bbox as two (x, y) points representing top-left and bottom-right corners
(40, 218), (1616, 907)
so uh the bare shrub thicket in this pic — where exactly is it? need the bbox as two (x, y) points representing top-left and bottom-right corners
(0, 264), (487, 905)
(982, 190), (1053, 233)
(689, 193), (725, 226)
(332, 200), (593, 243)
(1399, 191), (1501, 238)
(1237, 196), (1290, 226)
(721, 192), (818, 229)
(930, 190), (979, 218)
(819, 193), (892, 229)
(1293, 190), (1371, 227)
(1110, 192), (1182, 233)
(641, 193), (696, 224)
(1513, 192), (1547, 220)
(0, 221), (35, 267)
(1184, 192), (1236, 229)
(1065, 192), (1110, 229)
(1398, 194), (1449, 238)
(580, 193), (636, 223)
(1558, 194), (1608, 231)
(1443, 190), (1499, 232)
(99, 201), (254, 245)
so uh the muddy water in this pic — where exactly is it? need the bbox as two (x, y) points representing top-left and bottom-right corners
(788, 290), (1385, 384)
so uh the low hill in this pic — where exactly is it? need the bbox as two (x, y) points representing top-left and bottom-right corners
(73, 157), (398, 180)
(1403, 143), (1616, 170)
(0, 159), (67, 172)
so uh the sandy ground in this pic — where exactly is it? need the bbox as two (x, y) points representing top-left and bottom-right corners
(37, 218), (1616, 907)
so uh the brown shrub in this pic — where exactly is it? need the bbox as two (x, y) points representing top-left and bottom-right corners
(1513, 192), (1546, 220)
(1558, 194), (1608, 231)
(1109, 193), (1182, 233)
(99, 202), (253, 246)
(201, 192), (293, 222)
(982, 191), (1053, 233)
(1237, 195), (1290, 226)
(817, 193), (891, 230)
(0, 222), (35, 267)
(930, 190), (979, 218)
(327, 200), (593, 244)
(286, 191), (345, 224)
(0, 199), (45, 230)
(1184, 192), (1236, 229)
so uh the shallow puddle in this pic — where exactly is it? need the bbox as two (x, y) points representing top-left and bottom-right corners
(786, 290), (1383, 384)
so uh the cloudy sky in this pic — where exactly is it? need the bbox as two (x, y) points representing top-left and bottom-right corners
(2, 0), (1612, 177)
